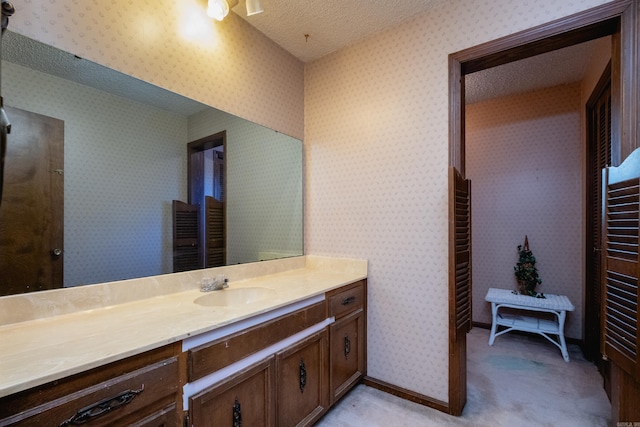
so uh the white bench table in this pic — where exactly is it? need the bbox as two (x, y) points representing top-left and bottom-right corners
(485, 287), (575, 362)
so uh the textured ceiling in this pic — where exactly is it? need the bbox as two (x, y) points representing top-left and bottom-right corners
(465, 39), (602, 104)
(233, 0), (448, 63)
(235, 0), (606, 103)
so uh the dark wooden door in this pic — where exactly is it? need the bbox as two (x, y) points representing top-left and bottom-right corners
(585, 62), (611, 365)
(448, 166), (471, 415)
(0, 106), (64, 295)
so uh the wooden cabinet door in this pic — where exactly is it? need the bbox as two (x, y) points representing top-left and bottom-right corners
(275, 330), (328, 427)
(189, 357), (275, 427)
(329, 309), (365, 404)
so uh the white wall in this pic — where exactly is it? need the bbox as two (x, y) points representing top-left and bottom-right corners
(304, 0), (614, 402)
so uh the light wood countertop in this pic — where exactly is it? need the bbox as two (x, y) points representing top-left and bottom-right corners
(0, 256), (367, 398)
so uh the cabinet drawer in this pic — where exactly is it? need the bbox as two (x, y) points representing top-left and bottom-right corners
(328, 280), (365, 319)
(189, 301), (326, 382)
(0, 345), (180, 427)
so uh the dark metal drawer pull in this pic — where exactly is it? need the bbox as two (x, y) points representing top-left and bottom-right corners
(344, 334), (351, 358)
(341, 296), (356, 305)
(233, 397), (242, 427)
(59, 385), (144, 426)
(299, 359), (307, 393)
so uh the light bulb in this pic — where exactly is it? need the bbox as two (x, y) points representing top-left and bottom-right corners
(207, 0), (229, 21)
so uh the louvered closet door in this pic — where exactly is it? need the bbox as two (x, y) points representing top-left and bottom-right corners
(601, 148), (640, 380)
(450, 167), (472, 335)
(172, 200), (201, 272)
(448, 166), (471, 416)
(586, 77), (611, 362)
(205, 196), (225, 268)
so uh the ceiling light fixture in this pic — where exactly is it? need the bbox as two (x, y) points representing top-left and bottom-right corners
(245, 0), (264, 16)
(207, 0), (263, 21)
(207, 0), (232, 21)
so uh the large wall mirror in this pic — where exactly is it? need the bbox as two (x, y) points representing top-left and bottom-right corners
(0, 30), (303, 295)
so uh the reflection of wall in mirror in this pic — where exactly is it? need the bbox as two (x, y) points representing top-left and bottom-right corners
(1, 58), (303, 287)
(2, 60), (188, 287)
(189, 108), (303, 265)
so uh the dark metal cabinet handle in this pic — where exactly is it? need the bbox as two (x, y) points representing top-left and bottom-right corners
(344, 334), (351, 359)
(59, 385), (144, 426)
(233, 397), (242, 427)
(342, 296), (356, 305)
(299, 359), (307, 393)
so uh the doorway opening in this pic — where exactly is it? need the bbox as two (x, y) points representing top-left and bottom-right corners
(188, 131), (226, 269)
(447, 0), (636, 416)
(172, 131), (226, 272)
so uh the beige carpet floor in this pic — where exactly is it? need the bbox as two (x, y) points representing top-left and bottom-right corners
(317, 327), (611, 426)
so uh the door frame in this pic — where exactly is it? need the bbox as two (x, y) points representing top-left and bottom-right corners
(187, 131), (226, 205)
(187, 131), (226, 267)
(447, 0), (637, 414)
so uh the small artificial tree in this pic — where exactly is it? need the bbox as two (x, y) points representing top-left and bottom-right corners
(514, 235), (543, 297)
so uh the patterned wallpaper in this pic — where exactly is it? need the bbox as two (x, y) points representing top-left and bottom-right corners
(2, 60), (188, 286)
(305, 0), (613, 402)
(466, 83), (583, 340)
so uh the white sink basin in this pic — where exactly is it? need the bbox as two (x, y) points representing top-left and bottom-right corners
(194, 287), (275, 307)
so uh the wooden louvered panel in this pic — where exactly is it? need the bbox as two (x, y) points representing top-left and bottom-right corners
(449, 167), (472, 336)
(174, 247), (199, 272)
(606, 182), (639, 262)
(455, 187), (471, 330)
(585, 69), (610, 363)
(455, 261), (470, 330)
(172, 200), (201, 272)
(175, 212), (198, 242)
(205, 196), (225, 268)
(602, 148), (640, 380)
(448, 166), (471, 416)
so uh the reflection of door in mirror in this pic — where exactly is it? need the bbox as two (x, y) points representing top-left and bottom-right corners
(188, 131), (226, 268)
(172, 200), (200, 272)
(0, 106), (64, 295)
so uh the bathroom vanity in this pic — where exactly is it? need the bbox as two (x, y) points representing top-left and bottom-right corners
(0, 256), (367, 426)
